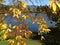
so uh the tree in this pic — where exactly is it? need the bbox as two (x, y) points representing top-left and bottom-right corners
(1, 0), (60, 45)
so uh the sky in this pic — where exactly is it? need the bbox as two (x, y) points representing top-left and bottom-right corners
(26, 0), (49, 6)
(3, 0), (49, 6)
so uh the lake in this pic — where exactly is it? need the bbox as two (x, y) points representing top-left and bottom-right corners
(4, 13), (56, 32)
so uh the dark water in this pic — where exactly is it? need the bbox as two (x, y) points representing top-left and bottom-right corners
(4, 13), (56, 32)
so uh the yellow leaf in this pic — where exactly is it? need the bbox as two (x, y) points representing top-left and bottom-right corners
(37, 22), (41, 24)
(45, 29), (51, 33)
(17, 42), (20, 45)
(12, 8), (16, 13)
(18, 10), (21, 14)
(7, 29), (12, 32)
(17, 41), (26, 45)
(52, 2), (57, 12)
(49, 0), (56, 3)
(56, 1), (60, 8)
(9, 8), (13, 11)
(21, 41), (26, 45)
(9, 40), (14, 43)
(29, 31), (32, 34)
(22, 15), (26, 20)
(16, 15), (19, 18)
(9, 40), (14, 45)
(41, 36), (45, 40)
(25, 32), (30, 39)
(16, 36), (22, 41)
(21, 2), (26, 8)
(3, 34), (8, 40)
(4, 13), (8, 17)
(1, 24), (7, 29)
(32, 21), (35, 24)
(49, 0), (55, 5)
(12, 26), (16, 29)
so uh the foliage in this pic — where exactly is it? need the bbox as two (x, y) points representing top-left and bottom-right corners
(1, 0), (60, 45)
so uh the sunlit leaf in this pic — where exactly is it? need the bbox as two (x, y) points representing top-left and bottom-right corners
(37, 22), (41, 24)
(1, 24), (7, 29)
(45, 29), (51, 33)
(0, 30), (5, 35)
(21, 41), (26, 45)
(22, 15), (27, 20)
(16, 36), (22, 41)
(41, 36), (45, 40)
(2, 33), (8, 40)
(25, 32), (30, 39)
(17, 42), (20, 45)
(9, 8), (13, 11)
(12, 26), (16, 29)
(56, 1), (60, 8)
(25, 31), (32, 39)
(7, 29), (12, 32)
(9, 40), (14, 45)
(4, 13), (8, 17)
(32, 21), (35, 24)
(52, 2), (57, 13)
(29, 31), (32, 34)
(17, 41), (26, 45)
(20, 1), (26, 8)
(49, 0), (56, 3)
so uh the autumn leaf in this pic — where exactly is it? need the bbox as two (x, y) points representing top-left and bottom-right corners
(45, 29), (51, 33)
(49, 0), (56, 3)
(25, 32), (30, 39)
(25, 31), (32, 39)
(16, 36), (23, 41)
(52, 2), (57, 13)
(22, 15), (27, 20)
(2, 34), (8, 40)
(56, 1), (60, 8)
(4, 13), (8, 17)
(41, 36), (45, 40)
(37, 22), (41, 25)
(20, 1), (26, 8)
(9, 40), (14, 45)
(1, 24), (7, 29)
(49, 0), (56, 5)
(7, 29), (12, 32)
(9, 7), (21, 18)
(29, 31), (32, 34)
(32, 21), (35, 24)
(9, 8), (13, 11)
(12, 26), (16, 29)
(17, 41), (26, 45)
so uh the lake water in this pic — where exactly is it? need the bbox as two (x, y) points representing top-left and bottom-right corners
(4, 13), (56, 32)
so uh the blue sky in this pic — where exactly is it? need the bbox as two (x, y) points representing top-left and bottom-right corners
(26, 0), (49, 6)
(3, 0), (49, 6)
